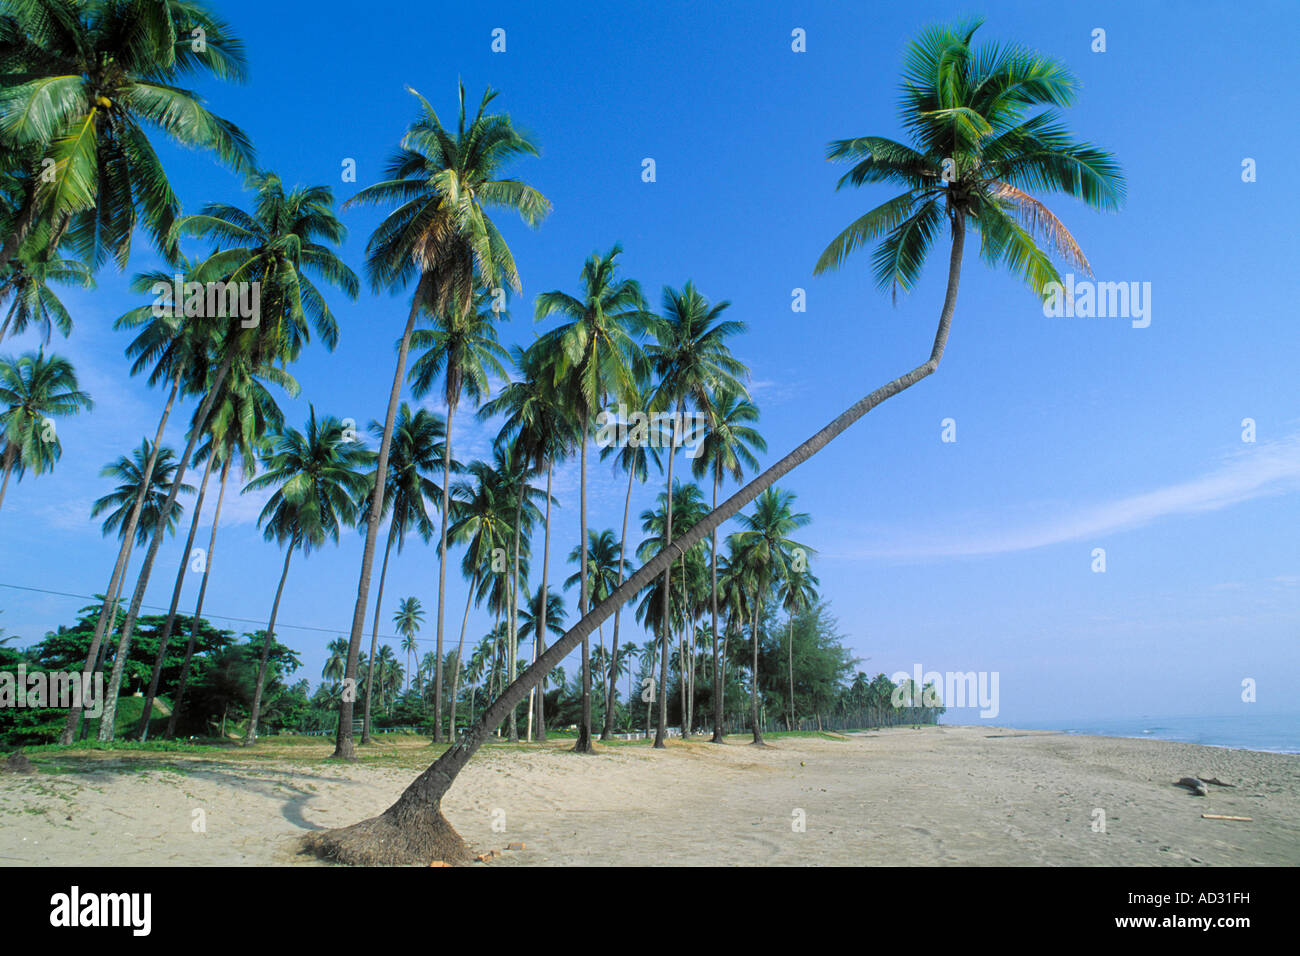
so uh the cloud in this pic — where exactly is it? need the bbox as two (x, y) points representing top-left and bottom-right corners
(837, 435), (1300, 560)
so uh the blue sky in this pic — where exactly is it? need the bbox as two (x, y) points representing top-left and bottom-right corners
(2, 0), (1297, 727)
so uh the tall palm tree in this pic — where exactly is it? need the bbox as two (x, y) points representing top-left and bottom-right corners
(565, 528), (622, 732)
(535, 243), (649, 752)
(323, 638), (349, 684)
(336, 83), (548, 758)
(0, 249), (92, 343)
(88, 438), (190, 682)
(88, 170), (353, 742)
(776, 562), (819, 731)
(731, 488), (811, 744)
(393, 597), (424, 696)
(645, 282), (746, 747)
(304, 20), (1124, 865)
(596, 377), (663, 740)
(242, 408), (368, 743)
(0, 0), (253, 269)
(0, 349), (91, 512)
(357, 404), (446, 744)
(692, 385), (765, 742)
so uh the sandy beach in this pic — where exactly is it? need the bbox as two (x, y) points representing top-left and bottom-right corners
(2, 726), (1297, 866)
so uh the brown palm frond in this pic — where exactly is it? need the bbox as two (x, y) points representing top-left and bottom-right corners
(990, 180), (1092, 276)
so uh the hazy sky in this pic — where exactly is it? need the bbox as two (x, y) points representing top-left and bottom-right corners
(2, 0), (1296, 726)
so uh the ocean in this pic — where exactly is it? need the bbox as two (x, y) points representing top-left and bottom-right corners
(999, 713), (1299, 754)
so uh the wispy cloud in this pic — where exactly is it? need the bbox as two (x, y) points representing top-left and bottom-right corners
(835, 435), (1300, 560)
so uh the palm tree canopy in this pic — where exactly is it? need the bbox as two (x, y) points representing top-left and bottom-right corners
(90, 437), (193, 544)
(814, 17), (1125, 299)
(0, 347), (91, 477)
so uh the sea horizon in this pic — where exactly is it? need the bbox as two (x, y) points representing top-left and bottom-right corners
(979, 712), (1300, 755)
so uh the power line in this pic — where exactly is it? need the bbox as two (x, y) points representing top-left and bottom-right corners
(0, 581), (539, 649)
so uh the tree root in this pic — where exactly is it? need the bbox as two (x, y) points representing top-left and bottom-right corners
(300, 802), (469, 866)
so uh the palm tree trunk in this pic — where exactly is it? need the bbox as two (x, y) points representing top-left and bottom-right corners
(601, 466), (635, 740)
(0, 443), (16, 512)
(654, 416), (679, 748)
(709, 474), (724, 742)
(362, 521), (398, 745)
(575, 417), (593, 753)
(508, 481), (524, 743)
(136, 448), (216, 739)
(751, 601), (764, 744)
(0, 190), (38, 273)
(432, 393), (455, 744)
(535, 461), (552, 741)
(304, 218), (967, 863)
(787, 620), (795, 732)
(448, 573), (477, 743)
(335, 278), (426, 759)
(166, 454), (231, 738)
(61, 377), (180, 744)
(246, 542), (295, 743)
(679, 561), (688, 737)
(97, 355), (233, 742)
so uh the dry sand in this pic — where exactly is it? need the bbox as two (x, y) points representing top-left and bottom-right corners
(1, 726), (1296, 866)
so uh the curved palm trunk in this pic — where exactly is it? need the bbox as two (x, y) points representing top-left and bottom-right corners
(166, 454), (231, 738)
(448, 572), (478, 743)
(362, 522), (398, 745)
(136, 449), (216, 739)
(246, 542), (295, 743)
(432, 396), (456, 744)
(305, 220), (965, 864)
(335, 280), (426, 759)
(0, 190), (38, 273)
(61, 377), (180, 744)
(0, 443), (16, 513)
(574, 419), (593, 753)
(534, 461), (552, 741)
(97, 356), (232, 742)
(601, 463), (635, 740)
(654, 416), (680, 748)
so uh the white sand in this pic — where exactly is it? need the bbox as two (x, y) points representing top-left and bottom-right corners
(1, 726), (1296, 865)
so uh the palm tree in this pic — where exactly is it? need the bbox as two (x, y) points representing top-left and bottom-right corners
(0, 349), (91, 512)
(535, 243), (649, 752)
(596, 377), (663, 740)
(0, 0), (253, 269)
(358, 404), (446, 744)
(776, 562), (819, 731)
(480, 342), (574, 741)
(336, 83), (548, 757)
(645, 282), (746, 747)
(692, 385), (765, 742)
(88, 438), (190, 684)
(88, 168), (353, 742)
(393, 597), (424, 696)
(242, 408), (368, 743)
(0, 249), (92, 343)
(323, 638), (349, 684)
(565, 528), (622, 729)
(305, 20), (1124, 865)
(731, 488), (811, 744)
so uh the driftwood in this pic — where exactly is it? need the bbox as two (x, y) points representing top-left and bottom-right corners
(1175, 776), (1236, 796)
(1201, 814), (1252, 822)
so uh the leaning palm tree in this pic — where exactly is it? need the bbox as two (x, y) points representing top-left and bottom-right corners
(242, 408), (369, 743)
(358, 404), (446, 744)
(731, 488), (811, 745)
(393, 597), (425, 696)
(692, 385), (765, 742)
(645, 282), (747, 747)
(776, 561), (819, 731)
(304, 19), (1124, 865)
(535, 243), (650, 752)
(336, 83), (548, 757)
(0, 0), (253, 269)
(0, 349), (91, 512)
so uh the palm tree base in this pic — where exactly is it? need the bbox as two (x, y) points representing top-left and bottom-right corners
(300, 802), (468, 866)
(709, 733), (725, 744)
(330, 739), (358, 761)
